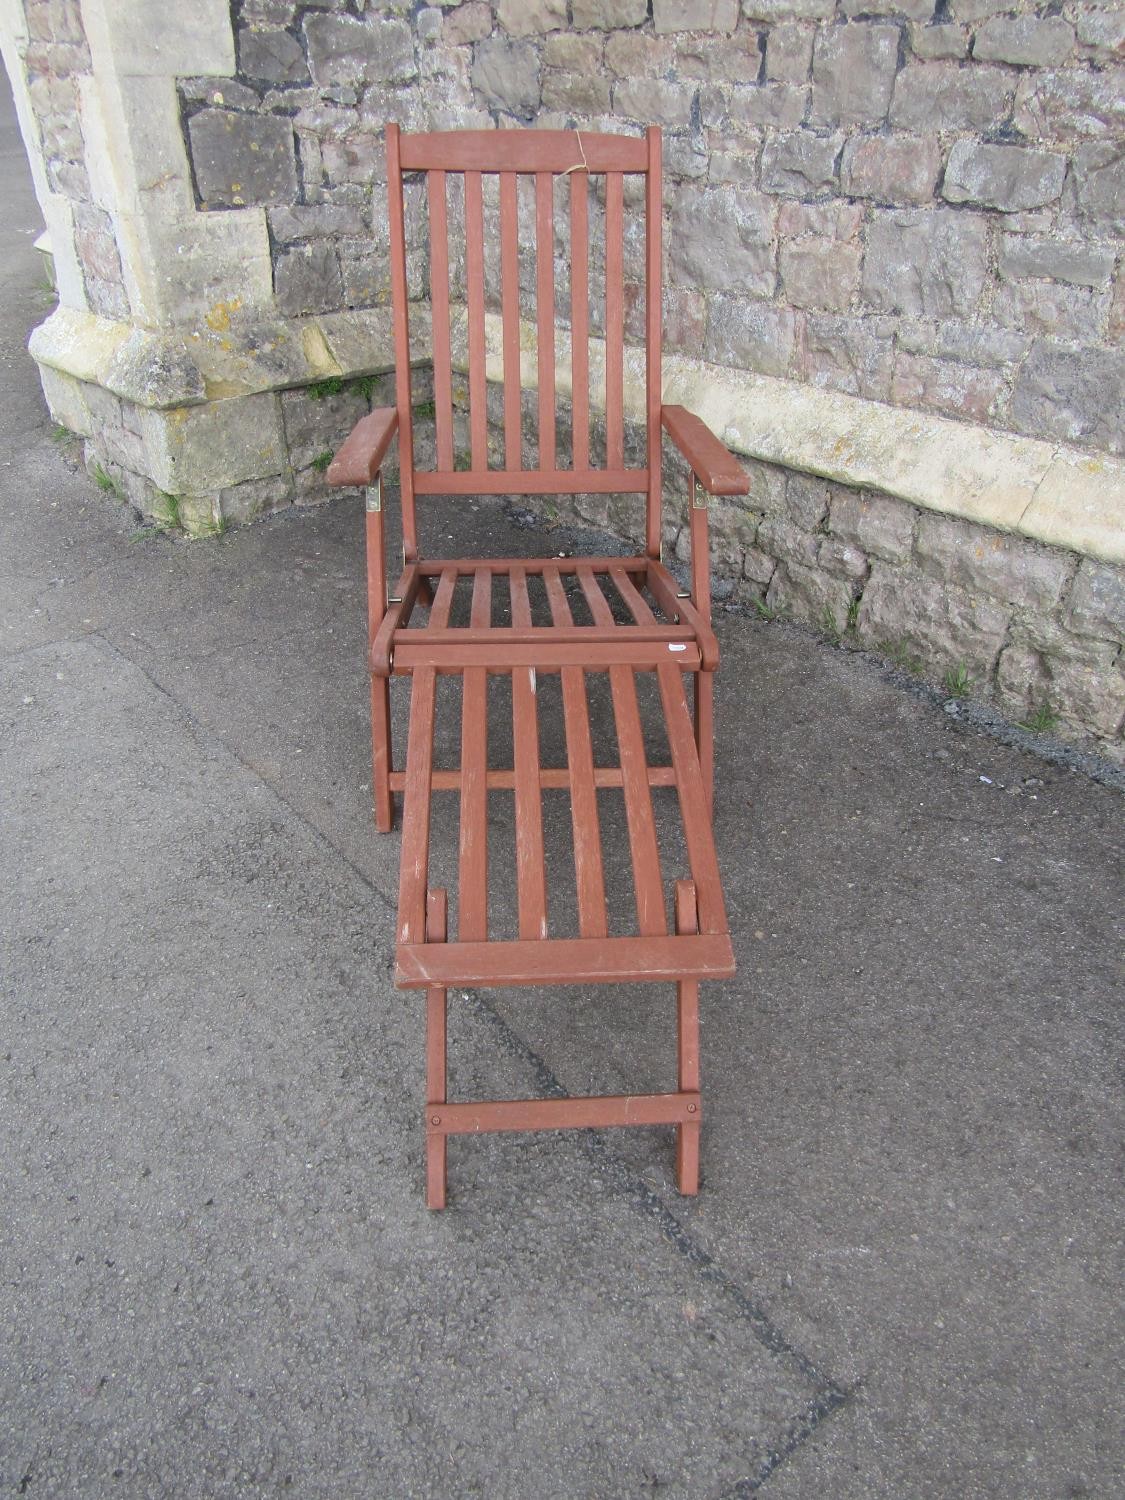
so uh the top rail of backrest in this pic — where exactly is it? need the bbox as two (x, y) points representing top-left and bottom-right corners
(398, 128), (650, 175)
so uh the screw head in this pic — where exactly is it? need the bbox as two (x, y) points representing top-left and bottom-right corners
(430, 1115), (441, 1127)
(687, 1103), (697, 1114)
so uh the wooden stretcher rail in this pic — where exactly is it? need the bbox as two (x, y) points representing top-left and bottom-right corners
(389, 640), (701, 671)
(414, 557), (648, 576)
(387, 766), (678, 792)
(400, 129), (649, 174)
(412, 470), (649, 495)
(396, 933), (736, 988)
(427, 1092), (700, 1135)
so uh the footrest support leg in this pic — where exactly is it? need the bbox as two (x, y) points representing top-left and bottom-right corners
(424, 889), (448, 1210)
(675, 879), (702, 1196)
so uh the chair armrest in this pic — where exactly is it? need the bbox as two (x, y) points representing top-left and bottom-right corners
(661, 405), (749, 497)
(326, 407), (399, 487)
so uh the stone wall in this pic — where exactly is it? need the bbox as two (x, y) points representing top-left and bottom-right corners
(1, 0), (1122, 758)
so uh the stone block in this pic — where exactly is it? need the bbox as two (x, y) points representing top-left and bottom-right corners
(571, 0), (648, 27)
(1074, 7), (1125, 60)
(1065, 559), (1125, 643)
(704, 296), (798, 376)
(780, 238), (861, 311)
(766, 24), (814, 83)
(280, 384), (369, 470)
(743, 456), (789, 513)
(856, 564), (1010, 676)
(757, 515), (819, 567)
(915, 511), (1071, 611)
(72, 202), (128, 320)
(543, 73), (613, 115)
(188, 110), (297, 209)
(1069, 144), (1125, 236)
(268, 205), (367, 244)
(443, 2), (493, 45)
(140, 393), (286, 494)
(817, 537), (869, 580)
(761, 130), (843, 196)
(654, 0), (740, 32)
(119, 209), (275, 324)
(39, 364), (94, 437)
(274, 243), (344, 317)
(895, 320), (1028, 368)
(778, 201), (863, 240)
(667, 185), (775, 294)
(675, 31), (764, 82)
(742, 0), (835, 17)
(992, 282), (1109, 342)
(238, 26), (309, 83)
(908, 23), (968, 60)
(471, 38), (541, 118)
(219, 473), (295, 524)
(997, 235), (1115, 290)
(841, 134), (941, 205)
(810, 24), (900, 128)
(973, 16), (1075, 68)
(804, 316), (895, 401)
(1011, 342), (1124, 454)
(724, 82), (809, 130)
(862, 209), (988, 319)
(87, 0), (235, 76)
(766, 560), (855, 631)
(785, 472), (830, 527)
(890, 62), (1013, 132)
(828, 487), (915, 562)
(546, 34), (605, 71)
(603, 33), (669, 76)
(613, 78), (694, 127)
(1012, 66), (1124, 140)
(696, 498), (760, 571)
(890, 352), (1005, 424)
(497, 0), (566, 35)
(942, 140), (1067, 213)
(303, 13), (416, 89)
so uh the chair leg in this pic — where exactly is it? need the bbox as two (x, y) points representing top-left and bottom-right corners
(371, 673), (394, 833)
(425, 890), (448, 1210)
(674, 880), (702, 1195)
(694, 670), (714, 823)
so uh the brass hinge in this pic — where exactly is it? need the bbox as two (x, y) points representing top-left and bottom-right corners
(365, 477), (382, 513)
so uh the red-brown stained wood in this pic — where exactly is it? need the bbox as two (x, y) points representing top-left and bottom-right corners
(417, 557), (648, 577)
(645, 127), (663, 559)
(570, 171), (589, 471)
(392, 639), (701, 672)
(413, 469), (646, 496)
(500, 172), (521, 472)
(386, 124), (418, 559)
(674, 880), (700, 1195)
(508, 564), (532, 629)
(400, 129), (648, 174)
(427, 171), (454, 471)
(561, 667), (608, 939)
(390, 766), (678, 794)
(425, 888), (448, 1210)
(397, 933), (734, 988)
(464, 170), (488, 471)
(605, 171), (625, 471)
(662, 404), (750, 496)
(608, 564), (656, 626)
(657, 665), (727, 935)
(535, 172), (556, 471)
(512, 665), (548, 939)
(428, 1092), (699, 1136)
(609, 666), (666, 937)
(576, 564), (616, 627)
(458, 669), (488, 941)
(327, 407), (399, 488)
(427, 566), (457, 630)
(397, 666), (437, 946)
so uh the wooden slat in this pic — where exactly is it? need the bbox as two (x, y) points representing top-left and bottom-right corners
(427, 566), (457, 629)
(646, 126), (663, 558)
(400, 129), (648, 174)
(674, 879), (701, 1196)
(404, 624), (696, 647)
(464, 170), (487, 471)
(535, 171), (555, 471)
(413, 469), (647, 495)
(577, 564), (616, 627)
(396, 933), (735, 988)
(500, 171), (521, 472)
(458, 669), (488, 941)
(425, 888), (448, 1210)
(416, 556), (648, 578)
(471, 566), (492, 628)
(570, 170), (589, 471)
(605, 171), (625, 471)
(427, 171), (454, 471)
(397, 667), (437, 946)
(609, 666), (666, 937)
(561, 668), (608, 940)
(542, 563), (571, 626)
(393, 639), (700, 672)
(508, 563), (532, 628)
(610, 564), (657, 624)
(657, 664), (728, 936)
(428, 1092), (699, 1135)
(386, 124), (417, 559)
(513, 665), (547, 939)
(391, 766), (678, 793)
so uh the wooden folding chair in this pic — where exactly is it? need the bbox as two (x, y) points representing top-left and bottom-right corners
(328, 126), (748, 1208)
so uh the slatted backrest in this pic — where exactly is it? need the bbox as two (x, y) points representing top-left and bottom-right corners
(387, 126), (663, 561)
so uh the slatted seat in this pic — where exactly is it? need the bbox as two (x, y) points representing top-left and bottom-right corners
(327, 125), (749, 1207)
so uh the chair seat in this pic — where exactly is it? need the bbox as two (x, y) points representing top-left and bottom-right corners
(394, 651), (732, 990)
(372, 555), (720, 676)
